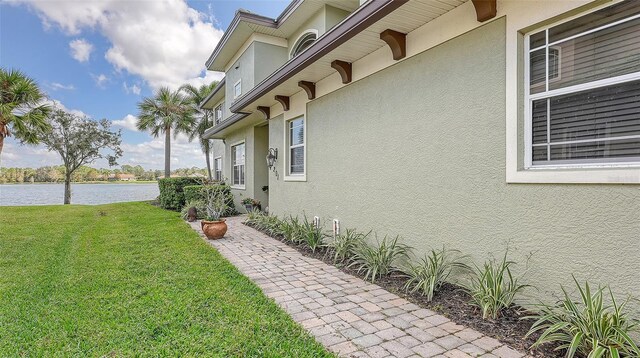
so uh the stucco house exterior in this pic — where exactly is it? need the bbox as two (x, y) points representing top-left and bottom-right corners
(201, 0), (640, 305)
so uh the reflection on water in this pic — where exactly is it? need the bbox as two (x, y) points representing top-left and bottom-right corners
(0, 183), (159, 206)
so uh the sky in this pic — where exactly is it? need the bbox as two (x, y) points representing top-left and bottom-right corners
(0, 0), (289, 170)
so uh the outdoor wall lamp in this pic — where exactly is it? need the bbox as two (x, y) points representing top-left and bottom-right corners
(266, 148), (279, 180)
(266, 148), (278, 170)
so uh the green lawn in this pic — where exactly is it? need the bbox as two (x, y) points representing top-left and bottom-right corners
(0, 202), (331, 357)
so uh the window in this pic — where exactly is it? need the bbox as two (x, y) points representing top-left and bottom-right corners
(234, 80), (241, 99)
(214, 157), (222, 181)
(214, 103), (224, 125)
(231, 143), (245, 187)
(286, 117), (305, 177)
(525, 1), (640, 167)
(290, 31), (317, 58)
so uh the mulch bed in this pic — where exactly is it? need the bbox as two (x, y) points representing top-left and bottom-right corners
(244, 221), (564, 357)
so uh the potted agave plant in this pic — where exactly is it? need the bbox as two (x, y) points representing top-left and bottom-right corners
(200, 184), (229, 240)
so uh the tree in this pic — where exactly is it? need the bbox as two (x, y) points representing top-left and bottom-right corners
(0, 68), (51, 161)
(40, 109), (122, 204)
(179, 82), (218, 180)
(137, 87), (194, 178)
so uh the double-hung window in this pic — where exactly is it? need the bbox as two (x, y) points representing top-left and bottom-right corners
(231, 143), (245, 188)
(214, 157), (222, 181)
(286, 117), (305, 178)
(214, 103), (224, 125)
(525, 1), (640, 168)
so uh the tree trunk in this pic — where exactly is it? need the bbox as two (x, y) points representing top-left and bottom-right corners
(0, 135), (4, 163)
(204, 141), (212, 181)
(164, 127), (171, 178)
(64, 173), (72, 204)
(0, 123), (6, 162)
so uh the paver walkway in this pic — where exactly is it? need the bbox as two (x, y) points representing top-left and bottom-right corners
(188, 216), (527, 358)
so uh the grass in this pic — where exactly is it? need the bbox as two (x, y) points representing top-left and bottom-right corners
(0, 202), (332, 357)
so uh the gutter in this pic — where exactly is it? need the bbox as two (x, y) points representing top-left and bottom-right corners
(199, 77), (226, 109)
(203, 112), (251, 139)
(205, 0), (307, 69)
(229, 0), (408, 113)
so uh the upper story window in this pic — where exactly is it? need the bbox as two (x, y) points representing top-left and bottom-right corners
(234, 80), (241, 99)
(214, 102), (224, 124)
(525, 1), (640, 168)
(290, 30), (318, 58)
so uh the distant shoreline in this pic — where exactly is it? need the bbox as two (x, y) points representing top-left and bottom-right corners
(0, 181), (158, 185)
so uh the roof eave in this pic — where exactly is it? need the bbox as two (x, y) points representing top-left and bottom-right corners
(206, 11), (279, 71)
(203, 112), (251, 139)
(229, 0), (408, 114)
(199, 77), (226, 109)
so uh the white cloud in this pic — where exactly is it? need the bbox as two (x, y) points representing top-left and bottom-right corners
(69, 38), (93, 62)
(0, 100), (205, 170)
(0, 139), (61, 168)
(49, 82), (75, 90)
(19, 0), (225, 90)
(118, 133), (204, 169)
(45, 99), (88, 117)
(92, 73), (109, 88)
(112, 114), (138, 131)
(123, 82), (141, 95)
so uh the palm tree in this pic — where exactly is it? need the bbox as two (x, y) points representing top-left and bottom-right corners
(137, 87), (195, 178)
(0, 68), (51, 161)
(179, 82), (218, 180)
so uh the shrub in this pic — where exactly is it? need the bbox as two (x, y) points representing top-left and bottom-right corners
(403, 247), (469, 302)
(158, 177), (201, 210)
(183, 184), (236, 216)
(298, 216), (327, 253)
(280, 216), (304, 244)
(325, 229), (369, 263)
(466, 252), (528, 319)
(180, 200), (207, 220)
(245, 211), (284, 237)
(245, 209), (265, 224)
(349, 235), (412, 283)
(526, 277), (640, 358)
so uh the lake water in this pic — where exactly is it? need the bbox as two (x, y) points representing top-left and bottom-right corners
(0, 183), (159, 206)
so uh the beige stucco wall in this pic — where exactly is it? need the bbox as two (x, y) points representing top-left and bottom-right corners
(287, 5), (350, 57)
(267, 18), (640, 309)
(221, 125), (255, 211)
(217, 122), (270, 213)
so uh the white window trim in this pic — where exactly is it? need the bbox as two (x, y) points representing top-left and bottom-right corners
(284, 116), (307, 182)
(233, 80), (242, 99)
(230, 140), (246, 189)
(289, 29), (319, 59)
(214, 156), (223, 181)
(214, 103), (224, 124)
(505, 0), (640, 184)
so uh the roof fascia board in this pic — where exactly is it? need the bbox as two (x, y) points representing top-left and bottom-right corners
(229, 0), (408, 113)
(205, 0), (308, 70)
(199, 77), (226, 109)
(203, 112), (251, 138)
(205, 11), (278, 70)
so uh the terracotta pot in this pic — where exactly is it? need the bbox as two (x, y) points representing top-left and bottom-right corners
(201, 219), (227, 240)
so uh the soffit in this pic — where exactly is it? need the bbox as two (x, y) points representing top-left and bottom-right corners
(236, 0), (466, 113)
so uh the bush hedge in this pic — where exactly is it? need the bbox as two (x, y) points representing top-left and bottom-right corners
(183, 184), (237, 216)
(157, 177), (202, 210)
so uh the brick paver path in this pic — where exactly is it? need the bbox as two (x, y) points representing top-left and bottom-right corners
(188, 216), (527, 358)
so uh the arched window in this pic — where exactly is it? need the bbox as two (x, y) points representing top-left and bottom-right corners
(290, 31), (317, 58)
